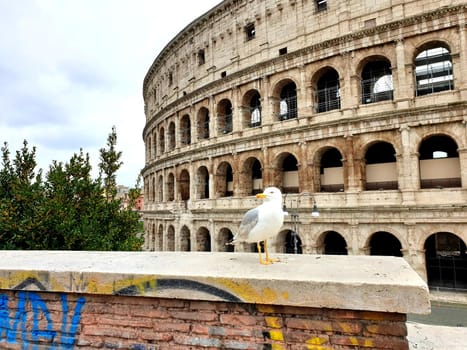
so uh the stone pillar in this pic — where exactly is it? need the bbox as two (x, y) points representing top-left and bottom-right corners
(456, 21), (467, 99)
(458, 146), (467, 188)
(394, 38), (412, 108)
(344, 135), (360, 192)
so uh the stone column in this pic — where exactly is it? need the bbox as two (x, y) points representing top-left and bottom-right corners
(456, 21), (467, 99)
(458, 146), (467, 189)
(394, 38), (412, 108)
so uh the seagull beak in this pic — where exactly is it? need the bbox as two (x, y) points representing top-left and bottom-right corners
(256, 193), (267, 199)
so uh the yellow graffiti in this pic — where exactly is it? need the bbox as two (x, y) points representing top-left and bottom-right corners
(349, 337), (373, 347)
(0, 272), (65, 292)
(214, 278), (288, 304)
(265, 316), (282, 329)
(306, 337), (328, 346)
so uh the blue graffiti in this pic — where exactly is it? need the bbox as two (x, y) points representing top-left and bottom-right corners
(0, 291), (85, 350)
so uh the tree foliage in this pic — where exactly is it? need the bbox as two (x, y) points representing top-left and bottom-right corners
(0, 128), (143, 251)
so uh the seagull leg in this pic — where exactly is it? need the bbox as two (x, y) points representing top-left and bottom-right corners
(257, 242), (271, 265)
(264, 240), (280, 263)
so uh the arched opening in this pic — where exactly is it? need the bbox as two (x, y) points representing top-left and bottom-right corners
(146, 136), (152, 161)
(365, 142), (398, 190)
(415, 44), (454, 96)
(279, 82), (298, 121)
(320, 148), (344, 192)
(425, 232), (467, 291)
(179, 169), (190, 201)
(151, 223), (156, 251)
(281, 154), (299, 193)
(323, 231), (348, 255)
(216, 162), (234, 197)
(168, 122), (176, 150)
(157, 224), (163, 251)
(167, 225), (175, 251)
(197, 227), (211, 252)
(369, 231), (403, 257)
(180, 226), (191, 252)
(157, 175), (163, 202)
(180, 114), (191, 145)
(196, 166), (210, 199)
(316, 69), (340, 113)
(167, 173), (175, 201)
(217, 99), (233, 134)
(419, 135), (461, 188)
(218, 228), (234, 252)
(361, 59), (393, 104)
(197, 107), (210, 140)
(158, 127), (165, 154)
(242, 90), (262, 128)
(285, 230), (303, 254)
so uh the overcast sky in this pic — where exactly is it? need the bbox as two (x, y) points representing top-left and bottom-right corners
(0, 0), (221, 186)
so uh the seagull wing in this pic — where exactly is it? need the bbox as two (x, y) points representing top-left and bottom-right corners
(233, 207), (260, 243)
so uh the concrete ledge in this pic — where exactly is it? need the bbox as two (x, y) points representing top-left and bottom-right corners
(0, 251), (430, 314)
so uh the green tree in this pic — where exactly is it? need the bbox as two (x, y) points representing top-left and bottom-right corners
(0, 129), (143, 251)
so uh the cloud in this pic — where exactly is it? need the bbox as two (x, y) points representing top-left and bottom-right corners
(0, 0), (221, 186)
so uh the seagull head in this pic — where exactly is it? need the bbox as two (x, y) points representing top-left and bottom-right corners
(256, 187), (283, 203)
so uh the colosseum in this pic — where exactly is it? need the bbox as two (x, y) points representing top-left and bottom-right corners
(142, 0), (467, 293)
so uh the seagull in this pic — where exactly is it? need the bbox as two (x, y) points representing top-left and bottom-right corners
(230, 187), (285, 265)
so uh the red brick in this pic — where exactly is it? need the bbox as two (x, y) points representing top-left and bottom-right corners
(286, 318), (333, 332)
(220, 313), (259, 326)
(171, 310), (218, 322)
(331, 335), (409, 349)
(365, 322), (407, 337)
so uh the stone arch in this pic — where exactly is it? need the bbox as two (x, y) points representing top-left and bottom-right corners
(157, 224), (163, 251)
(413, 41), (454, 96)
(195, 166), (210, 199)
(168, 121), (176, 150)
(158, 126), (165, 154)
(167, 172), (175, 201)
(178, 168), (190, 201)
(167, 225), (175, 251)
(418, 134), (461, 189)
(274, 152), (299, 193)
(364, 141), (398, 190)
(197, 107), (210, 140)
(312, 66), (341, 113)
(215, 161), (234, 198)
(240, 156), (263, 196)
(180, 225), (191, 252)
(217, 98), (233, 135)
(196, 227), (211, 252)
(242, 89), (262, 128)
(180, 114), (191, 145)
(357, 55), (393, 104)
(424, 232), (466, 291)
(368, 231), (403, 257)
(316, 231), (348, 255)
(316, 146), (344, 192)
(271, 78), (298, 121)
(218, 228), (234, 252)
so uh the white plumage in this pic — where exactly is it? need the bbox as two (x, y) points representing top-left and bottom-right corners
(231, 187), (284, 264)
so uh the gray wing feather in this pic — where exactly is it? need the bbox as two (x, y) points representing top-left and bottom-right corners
(233, 207), (259, 242)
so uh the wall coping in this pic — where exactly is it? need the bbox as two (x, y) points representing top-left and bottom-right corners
(0, 251), (430, 315)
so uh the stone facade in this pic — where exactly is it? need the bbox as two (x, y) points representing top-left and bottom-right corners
(141, 0), (467, 289)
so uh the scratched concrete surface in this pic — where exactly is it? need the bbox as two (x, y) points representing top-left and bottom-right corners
(407, 323), (467, 350)
(0, 251), (430, 314)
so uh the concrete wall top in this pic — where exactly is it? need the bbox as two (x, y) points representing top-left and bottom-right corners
(0, 251), (430, 315)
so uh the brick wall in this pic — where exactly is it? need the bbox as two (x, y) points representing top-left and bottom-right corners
(0, 289), (409, 350)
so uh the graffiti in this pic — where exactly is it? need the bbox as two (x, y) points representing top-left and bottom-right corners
(0, 291), (85, 349)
